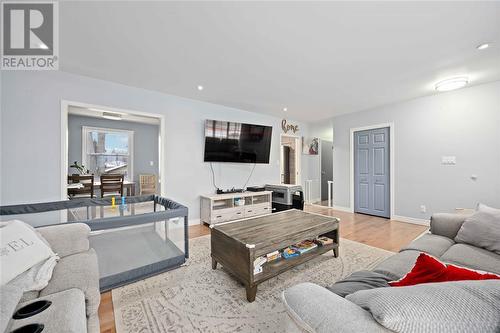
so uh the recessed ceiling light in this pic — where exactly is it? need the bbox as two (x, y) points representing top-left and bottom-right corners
(435, 77), (469, 92)
(102, 112), (122, 121)
(197, 85), (204, 91)
(283, 107), (288, 112)
(476, 43), (490, 50)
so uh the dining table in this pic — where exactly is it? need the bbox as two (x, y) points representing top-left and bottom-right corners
(66, 180), (136, 196)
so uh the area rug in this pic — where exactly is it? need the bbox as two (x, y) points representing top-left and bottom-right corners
(112, 235), (393, 333)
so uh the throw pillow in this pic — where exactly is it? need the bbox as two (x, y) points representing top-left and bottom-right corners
(389, 253), (500, 287)
(0, 220), (56, 285)
(477, 203), (500, 215)
(346, 280), (500, 333)
(455, 211), (500, 255)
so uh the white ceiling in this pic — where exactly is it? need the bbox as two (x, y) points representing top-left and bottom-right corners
(60, 1), (500, 122)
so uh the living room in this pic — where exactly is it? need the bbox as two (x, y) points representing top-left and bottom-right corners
(1, 1), (499, 333)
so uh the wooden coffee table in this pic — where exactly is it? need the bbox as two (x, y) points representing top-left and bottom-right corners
(210, 209), (339, 302)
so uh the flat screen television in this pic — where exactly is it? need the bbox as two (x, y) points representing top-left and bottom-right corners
(204, 120), (273, 163)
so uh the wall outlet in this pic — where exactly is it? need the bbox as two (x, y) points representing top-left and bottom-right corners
(420, 205), (427, 213)
(150, 161), (154, 166)
(441, 156), (456, 165)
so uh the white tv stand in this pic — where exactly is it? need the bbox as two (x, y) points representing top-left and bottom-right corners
(200, 191), (273, 225)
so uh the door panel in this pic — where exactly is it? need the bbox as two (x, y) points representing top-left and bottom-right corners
(374, 184), (385, 211)
(359, 183), (369, 209)
(358, 149), (369, 174)
(354, 127), (390, 218)
(373, 148), (385, 175)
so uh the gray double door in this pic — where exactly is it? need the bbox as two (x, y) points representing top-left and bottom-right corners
(354, 127), (390, 218)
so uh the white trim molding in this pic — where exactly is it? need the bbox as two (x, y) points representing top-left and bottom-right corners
(392, 215), (430, 227)
(349, 122), (395, 219)
(332, 205), (354, 213)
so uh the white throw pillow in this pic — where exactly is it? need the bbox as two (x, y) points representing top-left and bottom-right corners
(0, 220), (56, 285)
(477, 203), (500, 215)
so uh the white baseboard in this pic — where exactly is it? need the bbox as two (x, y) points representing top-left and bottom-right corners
(392, 215), (430, 227)
(332, 205), (354, 213)
(189, 218), (202, 226)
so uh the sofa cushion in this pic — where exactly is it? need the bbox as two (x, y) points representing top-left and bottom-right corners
(402, 233), (455, 258)
(39, 249), (100, 316)
(37, 223), (90, 258)
(373, 250), (421, 280)
(430, 213), (468, 239)
(20, 290), (40, 303)
(282, 283), (389, 333)
(10, 288), (87, 333)
(346, 280), (500, 333)
(327, 270), (392, 297)
(0, 284), (22, 333)
(441, 243), (500, 275)
(455, 211), (500, 255)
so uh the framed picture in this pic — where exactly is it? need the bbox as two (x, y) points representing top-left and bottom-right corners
(302, 137), (319, 155)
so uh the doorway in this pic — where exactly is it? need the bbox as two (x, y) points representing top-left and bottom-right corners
(353, 127), (390, 218)
(280, 135), (300, 185)
(320, 140), (333, 204)
(61, 101), (166, 200)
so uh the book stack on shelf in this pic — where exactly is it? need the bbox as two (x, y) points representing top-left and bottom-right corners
(266, 250), (281, 262)
(253, 236), (335, 275)
(292, 240), (318, 254)
(315, 236), (333, 246)
(253, 256), (267, 275)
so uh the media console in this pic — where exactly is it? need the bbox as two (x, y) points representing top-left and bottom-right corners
(200, 191), (273, 225)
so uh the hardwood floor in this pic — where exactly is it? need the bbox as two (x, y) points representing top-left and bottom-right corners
(98, 206), (427, 333)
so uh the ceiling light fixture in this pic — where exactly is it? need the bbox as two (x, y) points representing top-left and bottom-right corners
(197, 85), (204, 91)
(476, 43), (490, 50)
(434, 77), (469, 92)
(102, 112), (122, 121)
(283, 107), (288, 112)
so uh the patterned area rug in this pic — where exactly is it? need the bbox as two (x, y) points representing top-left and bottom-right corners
(113, 235), (393, 333)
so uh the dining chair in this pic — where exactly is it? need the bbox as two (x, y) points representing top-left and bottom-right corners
(68, 174), (94, 198)
(100, 174), (124, 198)
(139, 174), (157, 195)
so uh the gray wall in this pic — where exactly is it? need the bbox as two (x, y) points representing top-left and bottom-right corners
(1, 71), (311, 222)
(330, 80), (500, 219)
(68, 114), (159, 182)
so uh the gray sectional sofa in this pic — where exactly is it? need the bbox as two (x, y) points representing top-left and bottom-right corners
(1, 223), (100, 333)
(282, 213), (500, 332)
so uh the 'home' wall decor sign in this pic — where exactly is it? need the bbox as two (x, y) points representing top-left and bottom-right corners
(281, 119), (299, 134)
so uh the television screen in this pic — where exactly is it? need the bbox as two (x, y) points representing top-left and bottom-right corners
(204, 120), (273, 163)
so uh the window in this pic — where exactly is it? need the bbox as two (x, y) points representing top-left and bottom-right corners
(82, 126), (134, 180)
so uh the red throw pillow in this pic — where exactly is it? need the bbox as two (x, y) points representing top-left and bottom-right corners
(389, 253), (500, 287)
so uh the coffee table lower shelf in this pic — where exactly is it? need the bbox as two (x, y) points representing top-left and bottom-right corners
(211, 242), (338, 302)
(255, 243), (338, 283)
